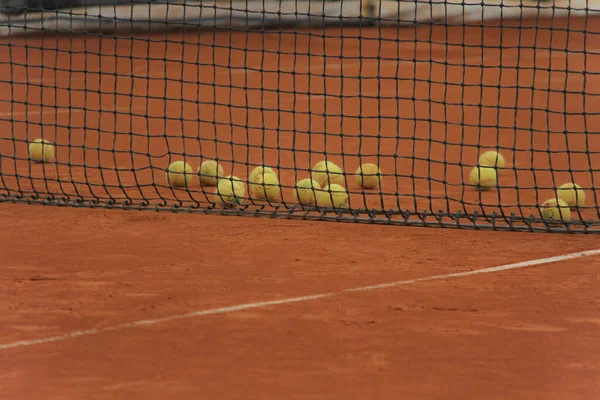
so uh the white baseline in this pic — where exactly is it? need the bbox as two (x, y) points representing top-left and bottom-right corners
(2, 248), (599, 351)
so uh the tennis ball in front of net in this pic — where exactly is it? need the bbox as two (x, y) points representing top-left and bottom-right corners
(317, 184), (349, 208)
(293, 178), (321, 206)
(557, 182), (585, 208)
(311, 160), (344, 188)
(29, 138), (55, 163)
(249, 165), (276, 183)
(198, 160), (224, 186)
(251, 172), (280, 201)
(166, 160), (193, 188)
(215, 176), (246, 205)
(541, 198), (571, 222)
(469, 166), (497, 190)
(355, 163), (382, 189)
(479, 150), (506, 169)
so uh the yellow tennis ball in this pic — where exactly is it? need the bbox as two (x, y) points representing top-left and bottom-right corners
(215, 176), (246, 205)
(541, 198), (571, 222)
(469, 166), (497, 190)
(249, 165), (276, 183)
(310, 161), (344, 187)
(355, 163), (382, 189)
(198, 160), (224, 186)
(249, 166), (276, 196)
(166, 161), (193, 188)
(317, 184), (349, 208)
(29, 138), (55, 162)
(479, 150), (506, 169)
(293, 178), (321, 206)
(222, 175), (245, 192)
(557, 182), (585, 208)
(251, 173), (280, 201)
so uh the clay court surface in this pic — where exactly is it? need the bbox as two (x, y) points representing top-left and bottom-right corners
(1, 205), (600, 399)
(1, 14), (600, 400)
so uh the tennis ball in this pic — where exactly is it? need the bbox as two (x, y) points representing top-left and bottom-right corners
(355, 163), (382, 189)
(215, 176), (245, 205)
(249, 166), (277, 196)
(469, 166), (497, 190)
(222, 175), (245, 192)
(557, 182), (585, 208)
(198, 160), (223, 186)
(317, 184), (349, 208)
(29, 138), (55, 162)
(310, 160), (344, 187)
(293, 178), (321, 206)
(251, 173), (280, 201)
(541, 198), (571, 222)
(479, 150), (505, 169)
(249, 165), (276, 183)
(166, 161), (193, 188)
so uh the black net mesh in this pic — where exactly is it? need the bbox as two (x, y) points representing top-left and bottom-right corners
(0, 0), (598, 232)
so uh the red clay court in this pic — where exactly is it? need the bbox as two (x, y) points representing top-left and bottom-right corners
(1, 5), (600, 400)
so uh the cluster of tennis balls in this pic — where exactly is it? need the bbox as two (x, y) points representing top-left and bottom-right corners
(540, 183), (585, 223)
(26, 140), (585, 223)
(293, 161), (382, 208)
(468, 150), (586, 223)
(166, 159), (382, 208)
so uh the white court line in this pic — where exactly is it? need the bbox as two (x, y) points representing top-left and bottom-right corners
(231, 49), (577, 77)
(0, 106), (150, 118)
(232, 55), (490, 76)
(6, 48), (580, 88)
(8, 46), (585, 85)
(0, 108), (75, 117)
(1, 248), (599, 351)
(24, 66), (150, 85)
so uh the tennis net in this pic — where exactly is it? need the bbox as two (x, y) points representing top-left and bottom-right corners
(0, 0), (598, 232)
